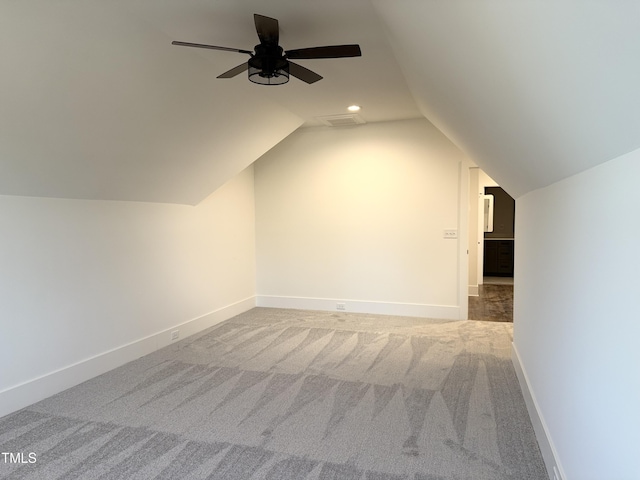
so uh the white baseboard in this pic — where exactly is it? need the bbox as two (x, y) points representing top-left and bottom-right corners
(512, 343), (566, 480)
(256, 295), (460, 320)
(0, 296), (255, 419)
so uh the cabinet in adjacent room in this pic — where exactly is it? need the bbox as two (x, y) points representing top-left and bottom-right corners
(483, 239), (514, 276)
(483, 186), (515, 277)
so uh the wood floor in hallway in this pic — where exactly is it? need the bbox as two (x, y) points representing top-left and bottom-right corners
(468, 284), (513, 322)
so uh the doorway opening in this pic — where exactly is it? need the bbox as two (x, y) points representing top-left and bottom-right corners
(467, 169), (515, 322)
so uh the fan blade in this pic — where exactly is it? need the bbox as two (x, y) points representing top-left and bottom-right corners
(254, 14), (279, 45)
(285, 44), (362, 59)
(288, 62), (323, 84)
(217, 62), (249, 79)
(172, 41), (252, 55)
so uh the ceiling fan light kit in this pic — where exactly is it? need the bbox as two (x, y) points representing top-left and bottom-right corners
(248, 63), (289, 85)
(248, 44), (290, 85)
(172, 13), (361, 85)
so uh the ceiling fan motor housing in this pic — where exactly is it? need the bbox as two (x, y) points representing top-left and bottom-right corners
(248, 44), (289, 84)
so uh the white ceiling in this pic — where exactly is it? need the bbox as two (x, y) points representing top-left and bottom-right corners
(1, 0), (639, 204)
(373, 0), (640, 198)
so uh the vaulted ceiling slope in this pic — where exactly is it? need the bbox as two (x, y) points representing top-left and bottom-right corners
(2, 1), (638, 205)
(0, 1), (302, 205)
(373, 1), (640, 198)
(0, 0), (419, 205)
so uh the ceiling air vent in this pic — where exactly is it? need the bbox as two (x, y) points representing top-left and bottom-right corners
(317, 113), (366, 127)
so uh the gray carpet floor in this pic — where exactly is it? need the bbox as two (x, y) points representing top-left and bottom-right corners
(0, 308), (547, 480)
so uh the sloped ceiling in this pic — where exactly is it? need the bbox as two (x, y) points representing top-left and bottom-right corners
(373, 0), (640, 198)
(2, 1), (639, 204)
(0, 0), (420, 205)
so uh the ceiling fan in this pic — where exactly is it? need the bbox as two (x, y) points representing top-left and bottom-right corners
(172, 14), (362, 85)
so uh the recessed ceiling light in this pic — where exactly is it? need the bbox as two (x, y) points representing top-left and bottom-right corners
(347, 105), (361, 112)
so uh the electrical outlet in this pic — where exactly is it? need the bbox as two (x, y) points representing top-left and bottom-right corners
(443, 229), (458, 239)
(336, 303), (346, 311)
(171, 330), (180, 341)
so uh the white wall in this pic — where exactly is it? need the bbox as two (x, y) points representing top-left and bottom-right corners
(513, 148), (640, 480)
(0, 166), (257, 417)
(468, 167), (480, 295)
(254, 119), (469, 319)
